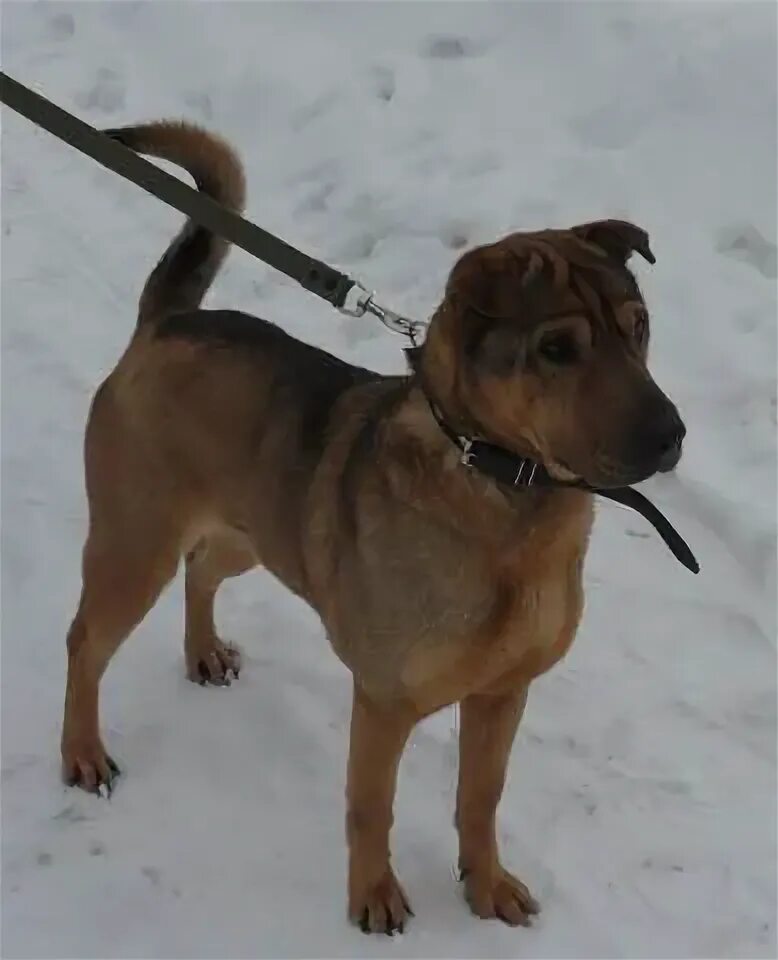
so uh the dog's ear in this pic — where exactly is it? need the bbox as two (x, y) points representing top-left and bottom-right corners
(572, 219), (655, 265)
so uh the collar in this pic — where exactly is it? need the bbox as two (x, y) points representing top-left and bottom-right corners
(427, 400), (700, 575)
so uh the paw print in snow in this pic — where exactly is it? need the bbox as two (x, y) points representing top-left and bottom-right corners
(716, 224), (777, 280)
(46, 11), (75, 40)
(74, 68), (126, 115)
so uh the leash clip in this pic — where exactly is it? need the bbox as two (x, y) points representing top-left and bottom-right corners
(338, 281), (375, 318)
(340, 281), (427, 345)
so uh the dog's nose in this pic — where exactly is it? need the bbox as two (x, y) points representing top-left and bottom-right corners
(650, 415), (686, 473)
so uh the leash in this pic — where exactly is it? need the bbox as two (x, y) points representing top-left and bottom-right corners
(0, 70), (425, 343)
(0, 71), (699, 574)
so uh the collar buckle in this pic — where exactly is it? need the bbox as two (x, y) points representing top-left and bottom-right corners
(513, 460), (538, 488)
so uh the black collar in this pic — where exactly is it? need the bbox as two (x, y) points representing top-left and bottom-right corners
(427, 401), (700, 575)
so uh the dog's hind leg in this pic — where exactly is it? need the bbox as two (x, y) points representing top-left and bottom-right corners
(61, 522), (181, 794)
(184, 530), (258, 685)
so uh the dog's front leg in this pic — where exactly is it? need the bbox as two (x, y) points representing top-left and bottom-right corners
(346, 684), (417, 934)
(456, 685), (541, 926)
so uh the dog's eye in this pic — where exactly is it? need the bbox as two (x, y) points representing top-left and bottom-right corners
(538, 332), (578, 365)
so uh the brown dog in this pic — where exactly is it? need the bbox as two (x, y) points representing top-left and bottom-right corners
(61, 121), (685, 933)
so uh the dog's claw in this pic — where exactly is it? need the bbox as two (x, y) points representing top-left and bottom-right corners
(63, 751), (120, 797)
(461, 864), (538, 925)
(197, 660), (229, 685)
(190, 642), (241, 687)
(351, 870), (412, 934)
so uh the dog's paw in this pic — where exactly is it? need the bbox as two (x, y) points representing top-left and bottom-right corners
(460, 864), (540, 926)
(186, 638), (241, 686)
(350, 868), (413, 935)
(62, 743), (120, 797)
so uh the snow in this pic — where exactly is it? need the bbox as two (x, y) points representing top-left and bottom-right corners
(1, 2), (775, 957)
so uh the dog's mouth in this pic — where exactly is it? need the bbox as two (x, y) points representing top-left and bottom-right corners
(588, 458), (683, 490)
(546, 452), (682, 491)
(544, 458), (583, 485)
(542, 399), (687, 490)
(589, 468), (657, 490)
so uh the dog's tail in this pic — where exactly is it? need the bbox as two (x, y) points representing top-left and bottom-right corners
(103, 120), (246, 327)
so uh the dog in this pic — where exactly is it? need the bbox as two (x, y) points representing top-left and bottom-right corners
(61, 120), (686, 933)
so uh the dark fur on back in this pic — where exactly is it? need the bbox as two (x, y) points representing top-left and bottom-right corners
(157, 306), (386, 462)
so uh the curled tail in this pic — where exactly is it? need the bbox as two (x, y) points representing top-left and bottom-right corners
(102, 120), (246, 327)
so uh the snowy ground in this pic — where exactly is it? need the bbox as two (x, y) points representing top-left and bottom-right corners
(1, 2), (776, 958)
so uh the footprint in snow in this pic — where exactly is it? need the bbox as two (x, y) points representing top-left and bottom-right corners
(715, 224), (777, 279)
(142, 866), (162, 885)
(626, 528), (650, 539)
(441, 226), (469, 251)
(296, 181), (336, 216)
(559, 734), (589, 759)
(570, 101), (648, 151)
(368, 65), (395, 103)
(291, 92), (338, 133)
(74, 67), (126, 115)
(421, 34), (480, 60)
(52, 803), (90, 824)
(46, 11), (75, 40)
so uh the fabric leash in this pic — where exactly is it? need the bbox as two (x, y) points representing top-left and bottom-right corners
(1, 71), (699, 574)
(0, 70), (422, 337)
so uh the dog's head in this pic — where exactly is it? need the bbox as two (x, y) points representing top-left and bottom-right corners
(419, 219), (685, 488)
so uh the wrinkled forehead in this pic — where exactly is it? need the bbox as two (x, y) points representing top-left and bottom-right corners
(504, 230), (645, 322)
(446, 228), (648, 334)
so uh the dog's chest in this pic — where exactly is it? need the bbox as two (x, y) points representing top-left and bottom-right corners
(401, 555), (585, 713)
(486, 564), (584, 686)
